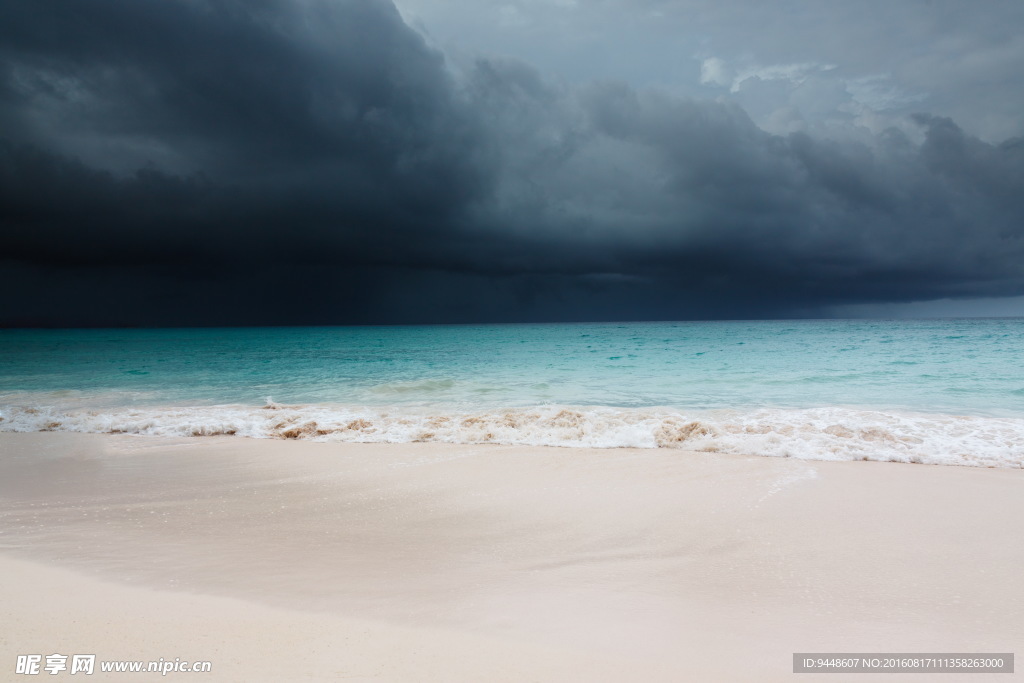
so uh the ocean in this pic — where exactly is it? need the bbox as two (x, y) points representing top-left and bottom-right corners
(1, 319), (1022, 467)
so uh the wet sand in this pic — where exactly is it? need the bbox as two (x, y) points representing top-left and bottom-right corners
(1, 432), (1021, 681)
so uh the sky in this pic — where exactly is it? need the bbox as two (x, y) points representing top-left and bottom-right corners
(1, 0), (1023, 326)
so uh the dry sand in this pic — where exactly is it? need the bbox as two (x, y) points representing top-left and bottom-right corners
(1, 431), (1021, 681)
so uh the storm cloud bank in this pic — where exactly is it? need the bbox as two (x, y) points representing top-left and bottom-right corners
(2, 0), (1023, 325)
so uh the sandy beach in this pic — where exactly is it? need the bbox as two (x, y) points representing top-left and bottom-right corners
(1, 432), (1021, 681)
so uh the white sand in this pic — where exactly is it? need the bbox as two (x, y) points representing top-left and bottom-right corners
(1, 432), (1021, 681)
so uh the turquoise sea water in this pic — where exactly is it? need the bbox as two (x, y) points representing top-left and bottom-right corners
(2, 320), (1023, 467)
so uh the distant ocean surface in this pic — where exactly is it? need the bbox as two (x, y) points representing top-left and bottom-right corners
(2, 320), (1023, 467)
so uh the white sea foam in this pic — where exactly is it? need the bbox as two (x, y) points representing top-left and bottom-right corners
(1, 399), (1022, 468)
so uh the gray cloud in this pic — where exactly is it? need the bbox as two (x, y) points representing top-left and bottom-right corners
(1, 0), (1023, 326)
(399, 0), (1024, 142)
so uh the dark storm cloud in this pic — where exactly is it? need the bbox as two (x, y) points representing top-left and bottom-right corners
(8, 0), (494, 221)
(1, 0), (1023, 325)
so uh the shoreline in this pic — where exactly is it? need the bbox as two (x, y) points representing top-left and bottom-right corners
(2, 432), (1022, 681)
(3, 400), (1022, 468)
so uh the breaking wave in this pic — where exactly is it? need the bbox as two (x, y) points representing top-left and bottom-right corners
(1, 399), (1022, 468)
